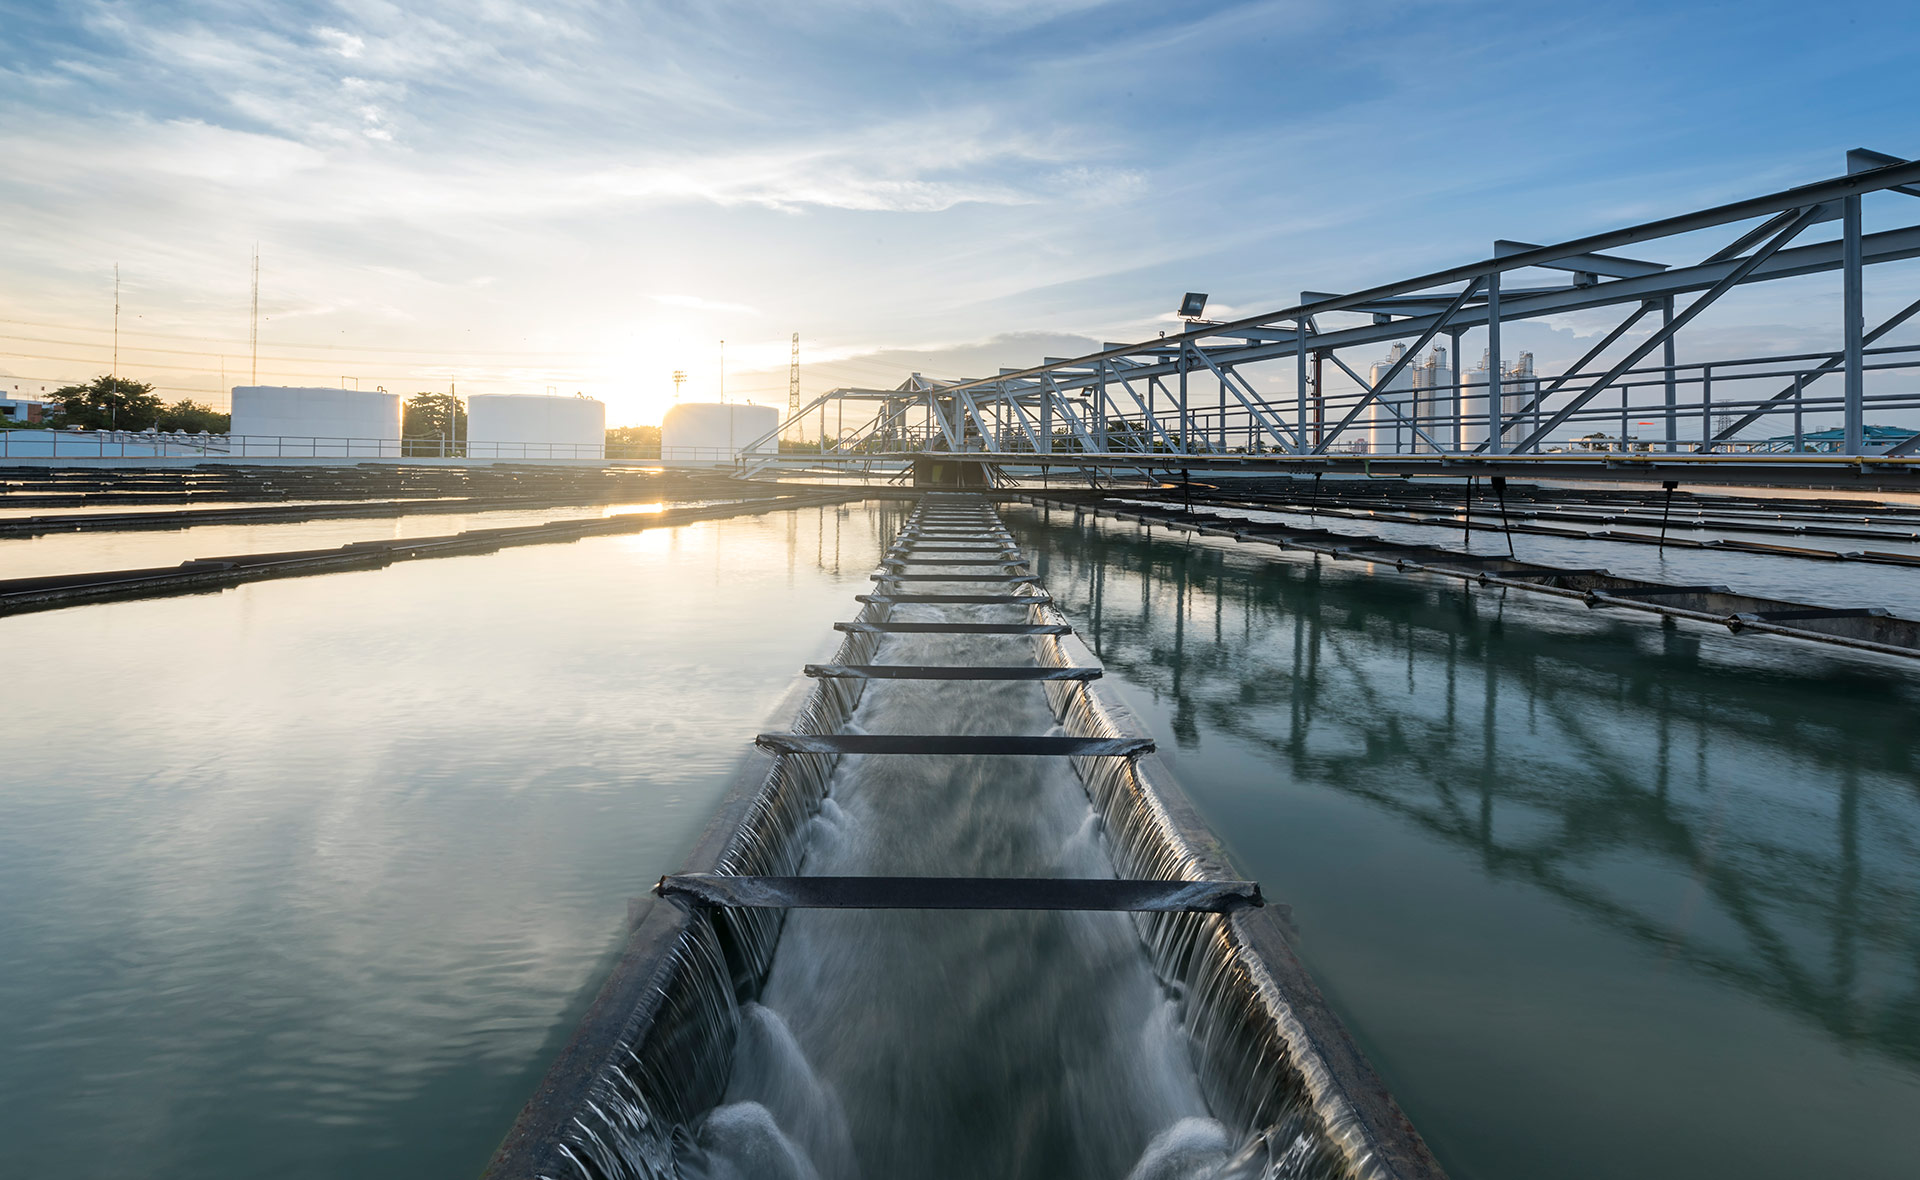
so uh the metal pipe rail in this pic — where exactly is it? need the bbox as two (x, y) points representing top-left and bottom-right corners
(0, 490), (866, 616)
(1026, 493), (1920, 659)
(1120, 489), (1920, 568)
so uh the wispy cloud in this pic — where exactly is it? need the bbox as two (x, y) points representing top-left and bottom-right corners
(1, 0), (1915, 424)
(650, 294), (759, 315)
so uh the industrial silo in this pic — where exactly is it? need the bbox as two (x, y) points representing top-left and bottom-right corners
(660, 403), (780, 463)
(229, 387), (403, 457)
(1366, 344), (1417, 454)
(1412, 345), (1450, 451)
(1457, 351), (1539, 450)
(467, 394), (607, 458)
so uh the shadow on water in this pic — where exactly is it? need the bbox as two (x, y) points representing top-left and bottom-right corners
(1009, 501), (1920, 1078)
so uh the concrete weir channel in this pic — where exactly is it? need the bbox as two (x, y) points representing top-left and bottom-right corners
(483, 492), (1445, 1180)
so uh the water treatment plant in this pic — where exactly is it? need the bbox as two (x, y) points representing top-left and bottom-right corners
(6, 6), (1920, 1177)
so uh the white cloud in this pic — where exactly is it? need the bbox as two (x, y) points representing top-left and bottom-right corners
(650, 294), (760, 315)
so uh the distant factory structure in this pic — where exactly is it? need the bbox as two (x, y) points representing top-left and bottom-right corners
(1, 395), (47, 424)
(661, 402), (779, 463)
(224, 386), (607, 459)
(1364, 346), (1537, 453)
(230, 386), (402, 456)
(467, 393), (605, 459)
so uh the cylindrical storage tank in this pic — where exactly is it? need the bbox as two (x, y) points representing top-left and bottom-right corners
(467, 394), (607, 459)
(1411, 346), (1451, 452)
(229, 387), (402, 457)
(1458, 351), (1542, 451)
(1366, 344), (1415, 455)
(1500, 352), (1538, 449)
(660, 403), (780, 463)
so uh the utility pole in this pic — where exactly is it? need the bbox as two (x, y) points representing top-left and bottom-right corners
(719, 339), (726, 404)
(672, 370), (686, 400)
(249, 245), (260, 385)
(111, 264), (120, 431)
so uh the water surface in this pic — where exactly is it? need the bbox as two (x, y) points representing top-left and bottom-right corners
(1007, 500), (1920, 1180)
(0, 502), (902, 1179)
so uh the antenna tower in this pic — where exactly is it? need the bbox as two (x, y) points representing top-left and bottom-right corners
(112, 264), (120, 381)
(788, 332), (801, 431)
(249, 245), (260, 385)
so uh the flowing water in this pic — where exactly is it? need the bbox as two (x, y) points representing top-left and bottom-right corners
(688, 609), (1220, 1180)
(1006, 499), (1920, 1180)
(4, 495), (1918, 1179)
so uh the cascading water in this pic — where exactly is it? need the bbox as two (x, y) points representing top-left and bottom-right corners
(490, 495), (1440, 1180)
(685, 603), (1230, 1180)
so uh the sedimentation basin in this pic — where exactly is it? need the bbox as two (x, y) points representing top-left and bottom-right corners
(1, 492), (1915, 1180)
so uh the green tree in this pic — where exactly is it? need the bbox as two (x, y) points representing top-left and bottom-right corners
(403, 393), (466, 456)
(45, 375), (163, 430)
(606, 425), (660, 455)
(156, 399), (230, 433)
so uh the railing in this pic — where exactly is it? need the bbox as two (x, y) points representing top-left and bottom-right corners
(0, 432), (689, 463)
(789, 343), (1920, 461)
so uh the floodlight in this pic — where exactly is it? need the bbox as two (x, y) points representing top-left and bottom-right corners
(1178, 292), (1209, 319)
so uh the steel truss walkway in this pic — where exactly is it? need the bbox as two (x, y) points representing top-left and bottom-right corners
(750, 150), (1920, 490)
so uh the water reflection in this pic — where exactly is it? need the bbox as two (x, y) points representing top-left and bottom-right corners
(1011, 501), (1920, 1180)
(0, 501), (908, 1180)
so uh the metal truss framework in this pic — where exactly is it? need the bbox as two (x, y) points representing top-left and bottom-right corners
(750, 152), (1920, 483)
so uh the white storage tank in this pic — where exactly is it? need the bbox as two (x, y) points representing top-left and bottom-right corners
(661, 403), (780, 462)
(1457, 351), (1539, 450)
(1412, 346), (1451, 452)
(229, 387), (402, 457)
(467, 394), (606, 458)
(1366, 344), (1417, 454)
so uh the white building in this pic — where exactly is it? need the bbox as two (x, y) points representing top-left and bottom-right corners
(661, 403), (780, 462)
(229, 387), (402, 457)
(0, 396), (46, 424)
(467, 394), (606, 458)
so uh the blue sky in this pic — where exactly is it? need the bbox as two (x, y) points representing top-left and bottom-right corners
(2, 0), (1917, 424)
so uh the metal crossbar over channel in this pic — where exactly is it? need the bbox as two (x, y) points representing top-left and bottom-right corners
(834, 621), (1071, 634)
(803, 664), (1101, 680)
(481, 491), (1451, 1180)
(755, 733), (1151, 756)
(657, 874), (1261, 913)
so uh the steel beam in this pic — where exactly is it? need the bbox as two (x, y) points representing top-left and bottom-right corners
(1509, 204), (1823, 455)
(1844, 194), (1866, 455)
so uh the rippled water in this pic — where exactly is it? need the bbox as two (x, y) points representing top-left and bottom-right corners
(1007, 499), (1920, 1180)
(6, 494), (1918, 1180)
(0, 502), (903, 1179)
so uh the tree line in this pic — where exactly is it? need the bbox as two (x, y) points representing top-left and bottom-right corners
(21, 381), (668, 454)
(19, 375), (230, 432)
